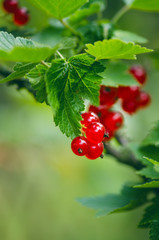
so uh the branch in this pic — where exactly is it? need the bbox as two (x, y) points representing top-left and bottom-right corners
(0, 66), (36, 96)
(104, 142), (143, 170)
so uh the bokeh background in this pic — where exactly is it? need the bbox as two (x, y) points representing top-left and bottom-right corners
(0, 0), (159, 239)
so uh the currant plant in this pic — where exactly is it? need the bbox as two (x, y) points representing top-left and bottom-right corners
(0, 0), (159, 239)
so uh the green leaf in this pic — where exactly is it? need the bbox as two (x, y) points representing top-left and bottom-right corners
(143, 157), (159, 166)
(78, 22), (104, 44)
(99, 61), (138, 87)
(141, 122), (159, 147)
(113, 30), (147, 44)
(0, 63), (37, 84)
(139, 197), (159, 228)
(78, 185), (147, 217)
(124, 0), (159, 12)
(149, 223), (159, 240)
(69, 2), (101, 25)
(26, 64), (48, 103)
(0, 31), (58, 62)
(32, 23), (77, 49)
(45, 54), (104, 138)
(85, 39), (152, 61)
(26, 0), (88, 19)
(134, 181), (159, 188)
(137, 166), (159, 179)
(140, 146), (159, 163)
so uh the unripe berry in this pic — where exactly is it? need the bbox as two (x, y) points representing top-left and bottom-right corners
(85, 142), (104, 160)
(86, 122), (106, 144)
(71, 136), (89, 156)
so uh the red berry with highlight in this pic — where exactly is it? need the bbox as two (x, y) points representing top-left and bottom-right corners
(138, 91), (151, 108)
(102, 111), (124, 131)
(118, 86), (140, 101)
(129, 65), (147, 85)
(100, 86), (118, 106)
(86, 122), (106, 144)
(13, 7), (29, 26)
(3, 0), (18, 13)
(85, 142), (104, 160)
(81, 112), (100, 129)
(71, 136), (89, 156)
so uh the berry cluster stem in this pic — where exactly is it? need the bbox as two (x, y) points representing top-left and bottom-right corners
(111, 5), (130, 24)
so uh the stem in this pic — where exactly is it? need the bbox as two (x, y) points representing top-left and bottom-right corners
(115, 133), (127, 146)
(111, 5), (130, 24)
(56, 50), (65, 59)
(104, 142), (143, 170)
(60, 19), (81, 39)
(41, 61), (50, 68)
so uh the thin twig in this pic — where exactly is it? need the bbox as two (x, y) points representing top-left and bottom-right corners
(104, 142), (143, 170)
(41, 61), (50, 68)
(111, 5), (130, 24)
(60, 19), (81, 39)
(56, 50), (65, 59)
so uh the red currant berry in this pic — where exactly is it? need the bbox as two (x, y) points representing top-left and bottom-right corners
(3, 0), (18, 13)
(100, 86), (118, 106)
(102, 111), (124, 131)
(129, 65), (147, 85)
(122, 99), (138, 114)
(138, 91), (151, 108)
(71, 136), (89, 156)
(88, 105), (109, 118)
(13, 7), (29, 26)
(81, 112), (100, 128)
(103, 130), (114, 142)
(118, 86), (140, 101)
(86, 122), (106, 144)
(85, 142), (104, 160)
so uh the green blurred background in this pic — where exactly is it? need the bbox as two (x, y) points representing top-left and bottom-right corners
(0, 0), (159, 239)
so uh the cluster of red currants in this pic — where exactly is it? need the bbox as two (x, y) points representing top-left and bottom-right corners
(3, 0), (29, 26)
(71, 112), (106, 160)
(71, 65), (151, 160)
